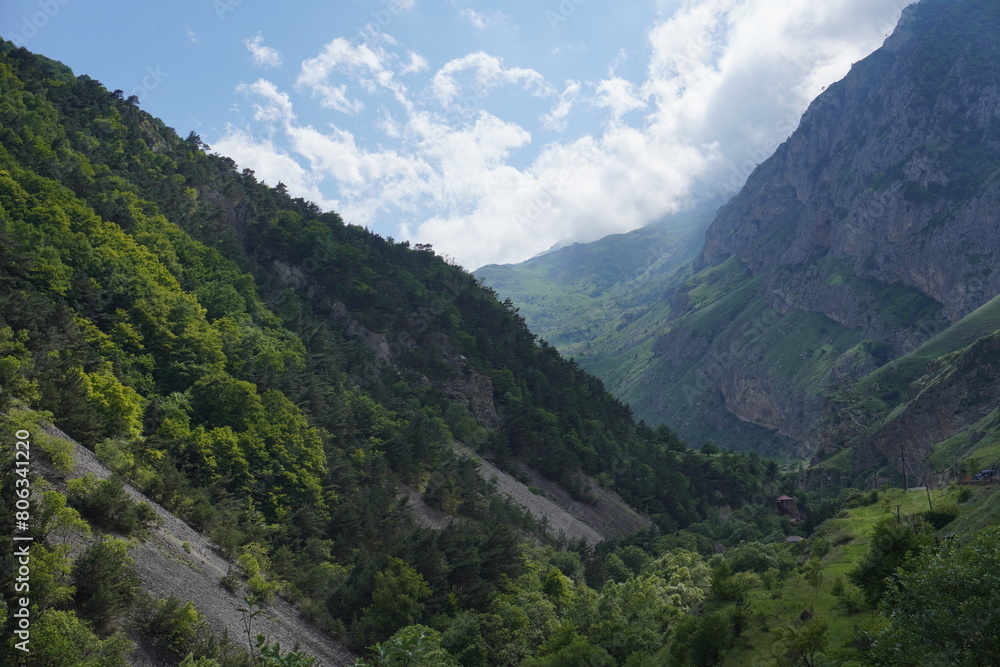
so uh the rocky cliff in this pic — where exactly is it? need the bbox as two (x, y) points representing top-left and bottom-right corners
(699, 0), (1000, 325)
(623, 0), (1000, 456)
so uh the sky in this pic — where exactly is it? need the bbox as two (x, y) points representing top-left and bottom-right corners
(3, 0), (913, 270)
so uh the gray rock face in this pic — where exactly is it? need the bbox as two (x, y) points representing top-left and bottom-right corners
(650, 0), (1000, 454)
(863, 334), (1000, 476)
(699, 1), (1000, 326)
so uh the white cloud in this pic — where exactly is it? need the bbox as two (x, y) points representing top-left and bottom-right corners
(460, 8), (488, 30)
(541, 80), (581, 131)
(211, 125), (337, 211)
(237, 79), (295, 123)
(595, 77), (646, 123)
(432, 52), (553, 108)
(297, 37), (412, 113)
(213, 1), (912, 269)
(401, 51), (429, 75)
(245, 33), (282, 68)
(185, 26), (201, 44)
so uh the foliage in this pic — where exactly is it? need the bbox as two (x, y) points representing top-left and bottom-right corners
(847, 517), (932, 607)
(24, 609), (133, 667)
(71, 538), (141, 631)
(360, 558), (433, 640)
(771, 617), (829, 667)
(363, 624), (457, 667)
(67, 473), (158, 535)
(867, 526), (1000, 666)
(254, 637), (321, 667)
(143, 596), (210, 658)
(523, 623), (615, 667)
(0, 39), (786, 665)
(667, 611), (736, 667)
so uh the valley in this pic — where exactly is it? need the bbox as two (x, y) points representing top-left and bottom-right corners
(3, 0), (1000, 665)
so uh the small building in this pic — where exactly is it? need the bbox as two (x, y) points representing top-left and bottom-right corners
(776, 495), (797, 516)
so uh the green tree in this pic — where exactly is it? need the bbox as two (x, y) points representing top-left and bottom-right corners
(524, 622), (615, 667)
(867, 526), (1000, 666)
(367, 624), (457, 667)
(143, 597), (208, 658)
(26, 609), (133, 667)
(67, 473), (158, 535)
(72, 538), (141, 631)
(848, 517), (931, 607)
(360, 557), (432, 638)
(771, 617), (828, 667)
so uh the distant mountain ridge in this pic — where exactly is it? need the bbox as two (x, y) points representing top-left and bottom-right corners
(475, 205), (716, 357)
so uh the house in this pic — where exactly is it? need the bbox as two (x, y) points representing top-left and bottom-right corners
(776, 495), (796, 516)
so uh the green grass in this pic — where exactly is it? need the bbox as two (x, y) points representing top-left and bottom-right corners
(928, 409), (1000, 473)
(946, 484), (1000, 537)
(852, 292), (1000, 399)
(722, 486), (971, 666)
(474, 209), (714, 367)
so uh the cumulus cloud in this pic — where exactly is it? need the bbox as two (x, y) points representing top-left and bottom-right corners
(237, 79), (295, 123)
(214, 1), (912, 269)
(595, 78), (646, 123)
(245, 33), (282, 68)
(297, 38), (412, 113)
(401, 51), (429, 75)
(541, 81), (581, 131)
(431, 52), (553, 108)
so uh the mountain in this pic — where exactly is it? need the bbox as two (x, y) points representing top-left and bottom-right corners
(474, 204), (715, 357)
(0, 39), (778, 666)
(485, 0), (1000, 471)
(5, 3), (1000, 664)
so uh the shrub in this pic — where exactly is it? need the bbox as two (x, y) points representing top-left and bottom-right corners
(921, 502), (959, 529)
(27, 609), (133, 667)
(67, 473), (159, 535)
(810, 537), (832, 559)
(144, 597), (209, 657)
(220, 566), (242, 594)
(247, 573), (279, 602)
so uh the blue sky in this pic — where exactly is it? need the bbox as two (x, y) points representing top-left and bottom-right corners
(3, 0), (912, 269)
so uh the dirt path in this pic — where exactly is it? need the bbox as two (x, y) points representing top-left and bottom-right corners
(41, 424), (356, 667)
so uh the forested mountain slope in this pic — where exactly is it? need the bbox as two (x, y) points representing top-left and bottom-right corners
(0, 39), (777, 666)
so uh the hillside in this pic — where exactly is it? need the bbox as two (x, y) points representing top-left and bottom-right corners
(33, 416), (356, 666)
(0, 38), (779, 666)
(474, 205), (715, 357)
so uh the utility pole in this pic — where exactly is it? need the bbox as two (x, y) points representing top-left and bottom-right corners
(925, 476), (933, 511)
(900, 442), (908, 492)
